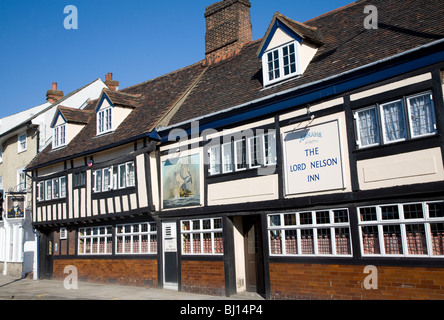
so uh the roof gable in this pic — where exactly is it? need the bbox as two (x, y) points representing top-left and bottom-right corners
(257, 12), (324, 58)
(51, 106), (93, 128)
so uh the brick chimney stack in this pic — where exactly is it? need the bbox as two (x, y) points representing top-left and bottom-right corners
(204, 0), (252, 66)
(46, 82), (64, 104)
(104, 72), (119, 91)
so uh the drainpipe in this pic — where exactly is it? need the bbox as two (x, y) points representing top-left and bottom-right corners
(26, 121), (40, 154)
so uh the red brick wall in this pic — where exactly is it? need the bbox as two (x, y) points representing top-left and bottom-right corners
(269, 263), (444, 300)
(181, 260), (225, 296)
(53, 259), (158, 287)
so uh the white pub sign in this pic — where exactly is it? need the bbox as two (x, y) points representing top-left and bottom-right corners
(283, 120), (345, 195)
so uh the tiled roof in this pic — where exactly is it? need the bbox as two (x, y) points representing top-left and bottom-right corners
(27, 0), (444, 170)
(102, 89), (141, 109)
(57, 106), (93, 125)
(27, 62), (205, 169)
(167, 0), (444, 125)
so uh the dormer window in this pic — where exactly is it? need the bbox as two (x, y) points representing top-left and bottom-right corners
(53, 124), (66, 149)
(97, 107), (113, 135)
(263, 41), (300, 86)
(258, 13), (324, 87)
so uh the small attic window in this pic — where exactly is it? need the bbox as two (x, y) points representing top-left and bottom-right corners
(53, 124), (67, 149)
(262, 40), (301, 86)
(97, 107), (113, 135)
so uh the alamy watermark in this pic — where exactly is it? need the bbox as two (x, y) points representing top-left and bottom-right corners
(64, 5), (78, 30)
(364, 5), (378, 30)
(363, 265), (378, 290)
(64, 265), (78, 290)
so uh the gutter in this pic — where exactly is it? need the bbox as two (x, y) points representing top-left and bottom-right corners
(157, 38), (444, 135)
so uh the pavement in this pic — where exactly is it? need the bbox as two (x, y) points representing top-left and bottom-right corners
(0, 274), (263, 301)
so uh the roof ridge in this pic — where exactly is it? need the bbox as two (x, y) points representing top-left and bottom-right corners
(121, 60), (206, 92)
(304, 0), (359, 24)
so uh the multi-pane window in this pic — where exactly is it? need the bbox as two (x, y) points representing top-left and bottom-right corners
(73, 172), (86, 188)
(222, 142), (233, 173)
(268, 209), (352, 256)
(358, 201), (444, 257)
(234, 138), (247, 171)
(181, 218), (223, 255)
(18, 133), (27, 153)
(208, 132), (277, 176)
(209, 145), (221, 175)
(93, 161), (135, 193)
(355, 91), (437, 148)
(38, 177), (66, 202)
(267, 49), (280, 82)
(263, 41), (300, 86)
(97, 107), (113, 135)
(116, 222), (157, 254)
(53, 124), (66, 149)
(78, 226), (113, 255)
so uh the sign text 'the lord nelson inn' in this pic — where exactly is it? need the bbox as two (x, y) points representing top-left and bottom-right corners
(283, 120), (345, 195)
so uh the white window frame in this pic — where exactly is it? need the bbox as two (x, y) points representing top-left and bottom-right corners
(181, 218), (224, 255)
(45, 180), (52, 201)
(93, 161), (135, 193)
(97, 107), (113, 135)
(247, 135), (263, 169)
(208, 145), (221, 176)
(18, 133), (27, 153)
(209, 131), (277, 175)
(234, 138), (247, 172)
(406, 91), (437, 138)
(358, 201), (444, 258)
(354, 106), (380, 149)
(222, 142), (233, 173)
(262, 40), (301, 87)
(37, 182), (45, 201)
(379, 99), (407, 144)
(39, 177), (66, 201)
(115, 222), (157, 255)
(17, 168), (26, 192)
(268, 209), (352, 257)
(355, 91), (437, 149)
(78, 226), (113, 255)
(53, 124), (67, 149)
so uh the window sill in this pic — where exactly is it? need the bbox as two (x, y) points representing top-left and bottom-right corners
(354, 134), (441, 161)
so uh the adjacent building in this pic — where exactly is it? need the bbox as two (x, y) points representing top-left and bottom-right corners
(0, 78), (109, 278)
(26, 0), (444, 299)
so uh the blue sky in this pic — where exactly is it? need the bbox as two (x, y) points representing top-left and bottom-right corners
(0, 0), (353, 118)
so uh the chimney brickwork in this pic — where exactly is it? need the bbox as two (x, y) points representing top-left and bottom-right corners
(46, 82), (64, 104)
(104, 72), (120, 91)
(204, 0), (252, 66)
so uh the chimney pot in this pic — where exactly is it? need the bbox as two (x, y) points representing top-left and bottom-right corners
(105, 72), (119, 91)
(46, 82), (64, 104)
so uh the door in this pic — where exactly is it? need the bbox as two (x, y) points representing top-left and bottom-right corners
(243, 216), (264, 293)
(162, 221), (178, 290)
(38, 232), (53, 279)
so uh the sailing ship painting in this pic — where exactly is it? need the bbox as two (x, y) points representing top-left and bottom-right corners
(162, 154), (201, 209)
